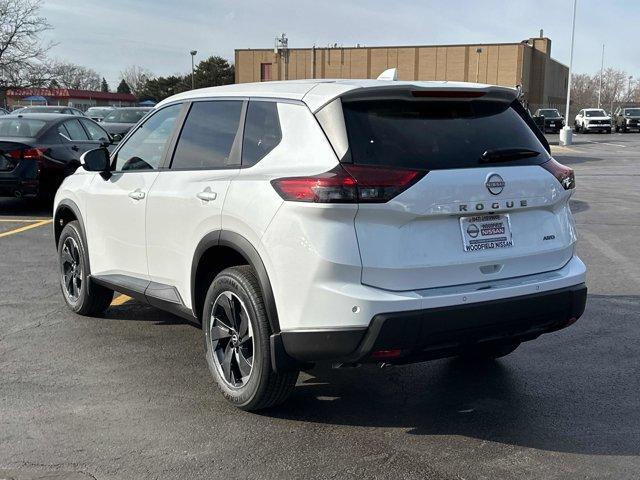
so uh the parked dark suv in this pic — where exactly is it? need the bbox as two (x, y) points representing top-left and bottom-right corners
(613, 107), (640, 133)
(534, 108), (564, 133)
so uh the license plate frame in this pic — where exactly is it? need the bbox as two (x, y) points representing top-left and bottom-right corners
(459, 213), (514, 252)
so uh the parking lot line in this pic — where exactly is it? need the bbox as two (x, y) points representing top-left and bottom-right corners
(585, 140), (627, 148)
(111, 294), (132, 306)
(551, 145), (578, 153)
(0, 218), (50, 223)
(0, 219), (53, 238)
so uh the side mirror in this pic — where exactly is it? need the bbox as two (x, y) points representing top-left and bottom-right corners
(111, 133), (123, 143)
(80, 147), (110, 172)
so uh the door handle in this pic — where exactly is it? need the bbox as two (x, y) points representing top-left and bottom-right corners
(196, 187), (217, 202)
(128, 189), (146, 200)
(71, 145), (79, 151)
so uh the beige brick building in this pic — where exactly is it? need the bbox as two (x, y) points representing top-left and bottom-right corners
(235, 36), (568, 110)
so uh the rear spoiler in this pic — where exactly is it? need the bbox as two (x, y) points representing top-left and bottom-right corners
(338, 85), (518, 105)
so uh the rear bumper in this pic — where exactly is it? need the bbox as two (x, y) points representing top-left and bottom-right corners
(279, 282), (587, 365)
(0, 161), (39, 197)
(544, 121), (563, 130)
(0, 175), (39, 197)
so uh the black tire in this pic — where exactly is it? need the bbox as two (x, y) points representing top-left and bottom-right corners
(202, 265), (298, 411)
(573, 122), (579, 133)
(606, 128), (612, 134)
(58, 221), (113, 315)
(458, 342), (520, 361)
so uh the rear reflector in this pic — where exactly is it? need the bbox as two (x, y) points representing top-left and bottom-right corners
(271, 164), (426, 203)
(541, 158), (575, 190)
(371, 349), (403, 360)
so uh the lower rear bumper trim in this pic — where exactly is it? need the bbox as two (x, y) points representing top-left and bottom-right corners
(280, 283), (587, 364)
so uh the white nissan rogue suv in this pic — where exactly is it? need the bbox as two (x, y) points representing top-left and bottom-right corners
(54, 79), (587, 410)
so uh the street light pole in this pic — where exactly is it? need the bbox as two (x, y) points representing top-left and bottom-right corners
(190, 50), (198, 90)
(475, 48), (482, 83)
(629, 76), (633, 101)
(560, 0), (578, 146)
(597, 44), (604, 109)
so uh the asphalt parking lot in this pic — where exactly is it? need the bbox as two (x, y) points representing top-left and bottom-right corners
(0, 132), (639, 480)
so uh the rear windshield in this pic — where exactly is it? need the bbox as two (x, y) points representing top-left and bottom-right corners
(86, 108), (112, 116)
(342, 100), (547, 170)
(539, 109), (561, 117)
(20, 107), (65, 113)
(103, 109), (149, 123)
(585, 110), (606, 117)
(624, 108), (640, 116)
(0, 118), (47, 137)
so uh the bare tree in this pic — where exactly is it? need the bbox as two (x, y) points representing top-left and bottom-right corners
(120, 65), (152, 97)
(570, 73), (597, 111)
(600, 68), (628, 112)
(47, 60), (101, 90)
(0, 0), (54, 86)
(633, 79), (640, 103)
(571, 68), (638, 113)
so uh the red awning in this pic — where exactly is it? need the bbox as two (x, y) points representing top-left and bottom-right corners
(6, 88), (137, 103)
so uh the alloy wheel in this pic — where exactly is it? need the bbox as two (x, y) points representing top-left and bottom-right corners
(208, 291), (254, 388)
(61, 237), (83, 302)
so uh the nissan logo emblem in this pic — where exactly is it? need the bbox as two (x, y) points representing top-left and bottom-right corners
(486, 173), (505, 195)
(467, 223), (479, 238)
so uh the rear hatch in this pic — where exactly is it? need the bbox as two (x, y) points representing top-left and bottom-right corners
(319, 87), (576, 291)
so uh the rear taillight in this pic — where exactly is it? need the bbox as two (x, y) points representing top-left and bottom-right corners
(23, 147), (48, 160)
(541, 158), (575, 190)
(8, 147), (49, 161)
(271, 164), (426, 203)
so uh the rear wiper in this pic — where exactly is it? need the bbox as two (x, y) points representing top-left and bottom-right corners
(479, 148), (541, 164)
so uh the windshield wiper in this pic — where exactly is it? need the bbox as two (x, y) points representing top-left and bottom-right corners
(479, 148), (541, 164)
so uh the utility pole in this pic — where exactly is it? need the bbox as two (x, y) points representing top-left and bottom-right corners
(190, 50), (198, 90)
(629, 76), (634, 101)
(560, 0), (577, 146)
(597, 44), (604, 109)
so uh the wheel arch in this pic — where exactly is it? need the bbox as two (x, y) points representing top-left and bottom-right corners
(191, 230), (281, 334)
(54, 199), (91, 270)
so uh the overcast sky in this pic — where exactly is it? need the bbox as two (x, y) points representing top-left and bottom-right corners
(41, 0), (639, 88)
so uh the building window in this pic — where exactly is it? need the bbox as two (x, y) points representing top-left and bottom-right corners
(260, 63), (272, 82)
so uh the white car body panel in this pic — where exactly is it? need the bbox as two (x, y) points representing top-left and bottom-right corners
(146, 169), (238, 306)
(355, 166), (575, 291)
(84, 171), (159, 278)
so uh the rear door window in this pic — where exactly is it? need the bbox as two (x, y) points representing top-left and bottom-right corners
(171, 100), (243, 169)
(341, 100), (547, 170)
(242, 101), (282, 166)
(62, 119), (89, 141)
